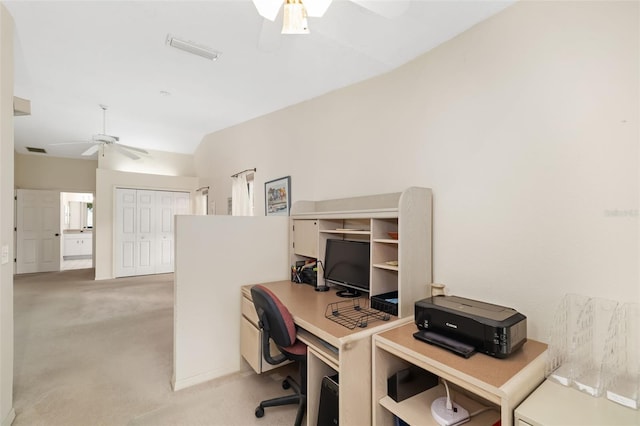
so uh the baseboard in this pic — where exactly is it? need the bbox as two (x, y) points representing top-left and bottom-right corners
(172, 367), (239, 391)
(1, 408), (15, 426)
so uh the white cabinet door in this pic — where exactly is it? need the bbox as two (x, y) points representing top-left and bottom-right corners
(16, 189), (61, 274)
(293, 219), (318, 258)
(79, 234), (92, 256)
(64, 233), (92, 257)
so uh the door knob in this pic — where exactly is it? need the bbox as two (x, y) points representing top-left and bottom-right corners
(55, 233), (60, 236)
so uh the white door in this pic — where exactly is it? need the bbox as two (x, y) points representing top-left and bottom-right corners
(155, 191), (191, 274)
(135, 190), (156, 276)
(155, 192), (175, 274)
(115, 189), (190, 277)
(16, 189), (61, 273)
(174, 192), (191, 215)
(115, 188), (137, 277)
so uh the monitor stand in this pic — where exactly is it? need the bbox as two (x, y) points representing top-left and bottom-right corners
(336, 289), (360, 298)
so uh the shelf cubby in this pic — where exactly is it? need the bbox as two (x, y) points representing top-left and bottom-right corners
(290, 187), (432, 318)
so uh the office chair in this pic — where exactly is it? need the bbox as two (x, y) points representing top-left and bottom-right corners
(251, 285), (307, 426)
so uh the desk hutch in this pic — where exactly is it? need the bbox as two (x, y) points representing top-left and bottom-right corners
(289, 187), (433, 318)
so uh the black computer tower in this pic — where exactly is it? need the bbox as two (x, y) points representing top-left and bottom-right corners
(317, 374), (339, 426)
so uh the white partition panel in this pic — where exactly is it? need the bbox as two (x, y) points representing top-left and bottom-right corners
(173, 215), (289, 391)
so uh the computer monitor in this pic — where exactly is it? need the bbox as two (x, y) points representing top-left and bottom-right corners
(323, 239), (370, 297)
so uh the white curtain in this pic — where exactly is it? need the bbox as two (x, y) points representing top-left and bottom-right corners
(231, 174), (252, 216)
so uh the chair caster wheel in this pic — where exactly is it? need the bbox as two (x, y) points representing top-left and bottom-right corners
(255, 406), (264, 418)
(282, 379), (290, 390)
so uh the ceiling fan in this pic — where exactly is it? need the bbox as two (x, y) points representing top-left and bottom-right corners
(52, 105), (149, 160)
(252, 0), (411, 34)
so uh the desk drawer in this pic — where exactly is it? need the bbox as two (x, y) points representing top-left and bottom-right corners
(242, 295), (259, 326)
(240, 316), (290, 374)
(241, 316), (262, 373)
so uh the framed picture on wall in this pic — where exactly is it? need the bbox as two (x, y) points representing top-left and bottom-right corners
(265, 176), (291, 216)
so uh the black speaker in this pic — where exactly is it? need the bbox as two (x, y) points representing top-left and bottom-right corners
(387, 366), (438, 402)
(317, 374), (339, 426)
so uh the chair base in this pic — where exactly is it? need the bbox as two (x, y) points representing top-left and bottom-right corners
(255, 375), (306, 426)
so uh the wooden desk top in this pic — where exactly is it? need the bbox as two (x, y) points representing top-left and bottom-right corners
(375, 322), (547, 389)
(243, 280), (408, 348)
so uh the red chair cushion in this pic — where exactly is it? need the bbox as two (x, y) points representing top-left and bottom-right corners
(282, 340), (307, 357)
(254, 285), (297, 344)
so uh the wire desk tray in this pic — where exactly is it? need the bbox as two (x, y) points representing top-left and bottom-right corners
(325, 298), (391, 329)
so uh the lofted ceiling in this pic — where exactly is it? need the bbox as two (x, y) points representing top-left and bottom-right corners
(6, 0), (514, 160)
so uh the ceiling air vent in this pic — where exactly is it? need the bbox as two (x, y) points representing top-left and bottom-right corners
(26, 147), (47, 154)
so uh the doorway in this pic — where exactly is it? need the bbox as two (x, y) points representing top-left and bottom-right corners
(61, 192), (94, 270)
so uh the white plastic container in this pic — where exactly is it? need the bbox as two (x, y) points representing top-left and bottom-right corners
(570, 297), (619, 397)
(546, 293), (591, 386)
(604, 303), (639, 409)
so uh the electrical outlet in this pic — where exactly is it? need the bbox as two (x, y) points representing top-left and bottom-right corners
(1, 245), (9, 265)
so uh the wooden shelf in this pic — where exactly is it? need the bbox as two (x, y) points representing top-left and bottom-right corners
(373, 263), (399, 272)
(320, 229), (371, 235)
(379, 384), (500, 426)
(373, 238), (399, 244)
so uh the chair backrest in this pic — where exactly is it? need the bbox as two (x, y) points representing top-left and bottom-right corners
(251, 285), (297, 348)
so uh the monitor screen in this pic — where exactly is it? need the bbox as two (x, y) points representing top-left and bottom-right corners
(323, 239), (370, 292)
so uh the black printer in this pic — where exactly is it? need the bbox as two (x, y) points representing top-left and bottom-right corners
(414, 295), (527, 359)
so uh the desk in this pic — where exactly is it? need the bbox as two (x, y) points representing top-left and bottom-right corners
(373, 323), (548, 426)
(241, 280), (411, 425)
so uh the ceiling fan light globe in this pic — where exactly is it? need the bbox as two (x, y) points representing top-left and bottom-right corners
(282, 1), (310, 34)
(252, 0), (284, 21)
(93, 134), (119, 143)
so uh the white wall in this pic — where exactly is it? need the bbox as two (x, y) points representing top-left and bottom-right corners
(94, 169), (199, 279)
(14, 153), (97, 191)
(194, 1), (639, 341)
(0, 4), (14, 424)
(98, 146), (196, 177)
(172, 215), (288, 390)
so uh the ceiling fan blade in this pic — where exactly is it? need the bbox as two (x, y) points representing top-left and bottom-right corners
(349, 0), (411, 19)
(81, 144), (101, 156)
(113, 144), (141, 160)
(252, 0), (284, 21)
(117, 144), (149, 155)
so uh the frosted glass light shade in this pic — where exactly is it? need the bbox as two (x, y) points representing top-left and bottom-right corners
(252, 0), (284, 21)
(303, 0), (333, 17)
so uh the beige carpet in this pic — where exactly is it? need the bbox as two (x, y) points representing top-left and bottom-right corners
(13, 269), (299, 425)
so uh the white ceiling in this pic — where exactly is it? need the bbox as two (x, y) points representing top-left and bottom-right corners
(6, 0), (514, 160)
